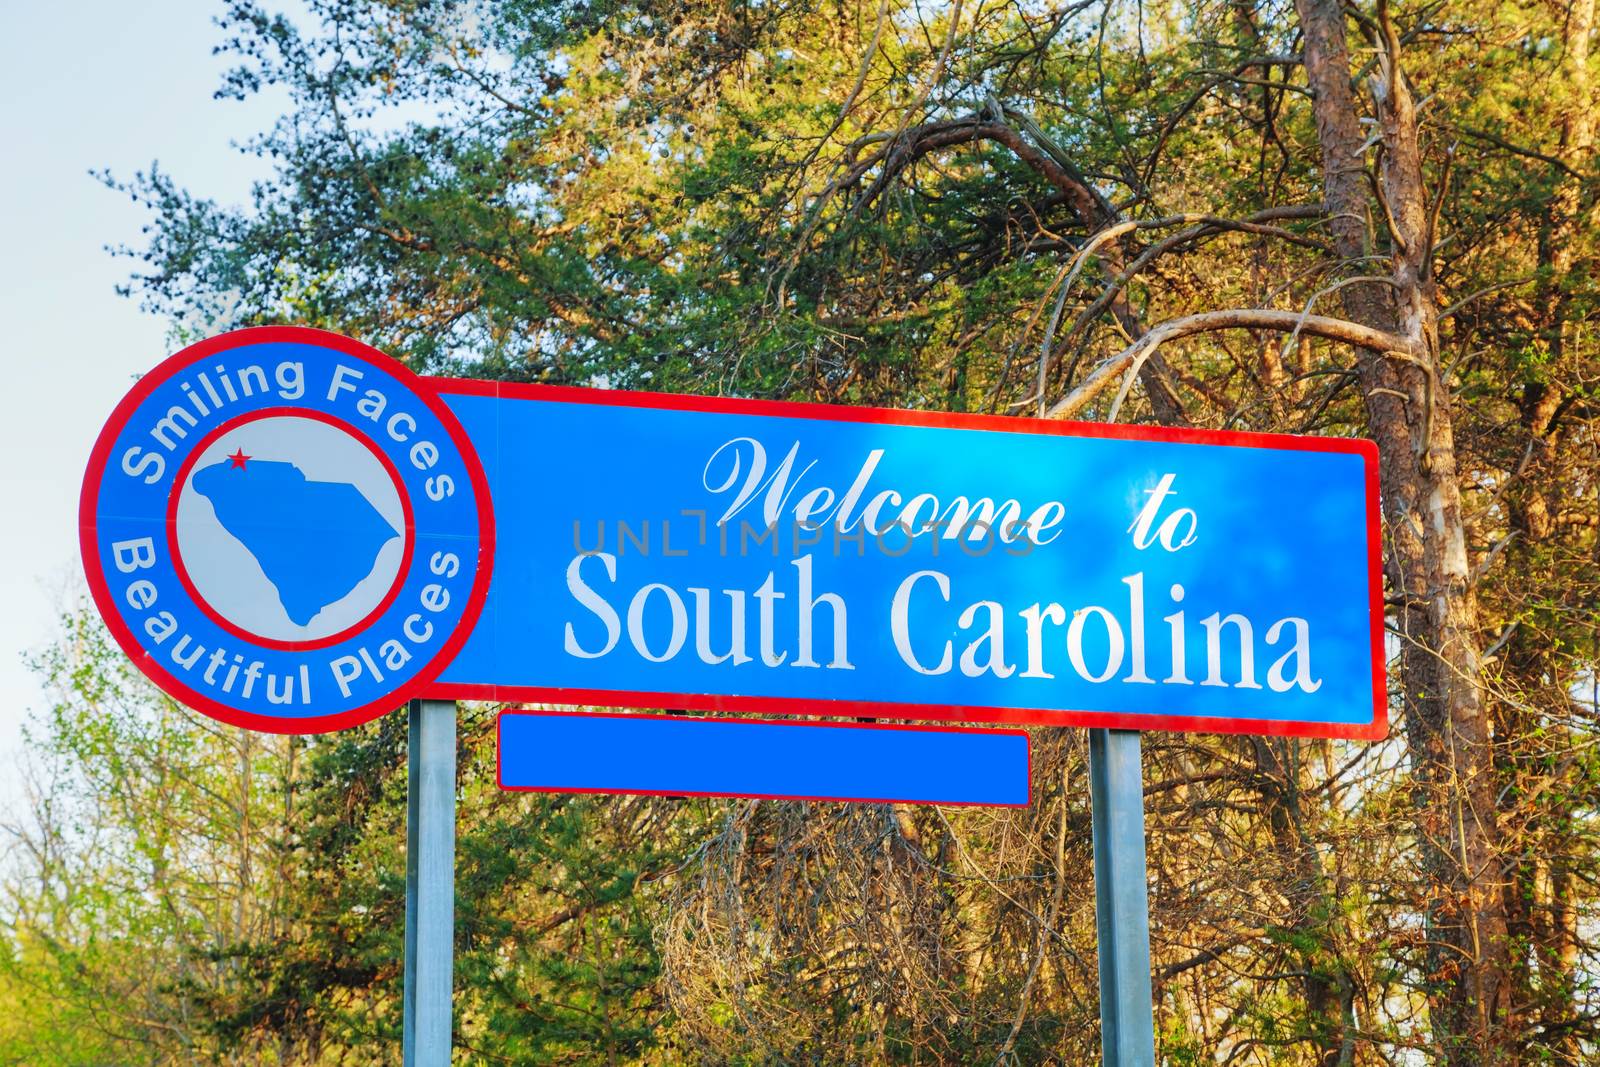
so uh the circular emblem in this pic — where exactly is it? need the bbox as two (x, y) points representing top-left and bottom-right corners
(80, 326), (495, 732)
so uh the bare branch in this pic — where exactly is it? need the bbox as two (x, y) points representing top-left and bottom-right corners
(1042, 206), (1329, 385)
(1046, 309), (1419, 420)
(1450, 124), (1589, 180)
(1439, 277), (1536, 321)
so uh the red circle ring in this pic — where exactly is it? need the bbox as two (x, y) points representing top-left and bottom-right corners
(79, 325), (497, 734)
(166, 407), (418, 653)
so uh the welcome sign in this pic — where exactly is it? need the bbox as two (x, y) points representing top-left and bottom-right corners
(81, 327), (1385, 741)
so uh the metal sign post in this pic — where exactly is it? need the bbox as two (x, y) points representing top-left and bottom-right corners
(404, 699), (457, 1066)
(1089, 728), (1156, 1066)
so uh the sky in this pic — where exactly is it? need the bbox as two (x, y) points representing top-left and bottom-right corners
(0, 3), (287, 804)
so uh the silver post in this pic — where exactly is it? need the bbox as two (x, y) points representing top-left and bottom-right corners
(1089, 728), (1156, 1066)
(404, 699), (457, 1066)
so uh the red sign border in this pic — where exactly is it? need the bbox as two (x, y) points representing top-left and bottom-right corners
(81, 329), (1386, 741)
(420, 377), (1388, 742)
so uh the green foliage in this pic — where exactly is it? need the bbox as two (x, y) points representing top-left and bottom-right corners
(1, 612), (699, 1063)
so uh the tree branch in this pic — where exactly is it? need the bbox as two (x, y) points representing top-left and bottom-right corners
(1046, 308), (1420, 420)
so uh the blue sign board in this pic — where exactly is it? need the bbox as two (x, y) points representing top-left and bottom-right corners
(82, 327), (1385, 741)
(499, 711), (1030, 806)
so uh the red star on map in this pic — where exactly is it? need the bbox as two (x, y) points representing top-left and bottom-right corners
(227, 448), (252, 470)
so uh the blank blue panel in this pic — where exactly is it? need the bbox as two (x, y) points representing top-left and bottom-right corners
(498, 712), (1030, 807)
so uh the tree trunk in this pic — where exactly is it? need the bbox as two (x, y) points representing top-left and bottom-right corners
(1249, 737), (1357, 1065)
(1291, 0), (1514, 1059)
(1502, 2), (1595, 1058)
